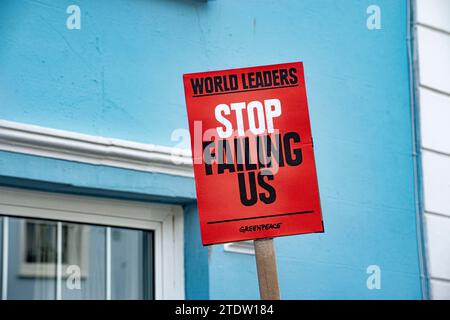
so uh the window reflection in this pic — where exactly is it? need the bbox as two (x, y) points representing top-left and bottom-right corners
(8, 218), (57, 300)
(0, 217), (3, 296)
(61, 223), (105, 300)
(21, 220), (57, 278)
(0, 216), (154, 300)
(111, 228), (154, 300)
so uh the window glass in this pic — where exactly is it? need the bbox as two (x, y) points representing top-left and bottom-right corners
(0, 217), (3, 296)
(1, 215), (154, 300)
(7, 218), (57, 300)
(61, 223), (106, 300)
(111, 228), (153, 299)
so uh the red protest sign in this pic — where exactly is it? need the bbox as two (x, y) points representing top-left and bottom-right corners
(183, 62), (323, 245)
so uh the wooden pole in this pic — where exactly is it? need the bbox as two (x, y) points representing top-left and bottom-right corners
(254, 238), (280, 300)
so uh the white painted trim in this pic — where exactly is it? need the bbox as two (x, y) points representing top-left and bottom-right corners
(0, 120), (193, 177)
(0, 187), (185, 300)
(224, 241), (255, 255)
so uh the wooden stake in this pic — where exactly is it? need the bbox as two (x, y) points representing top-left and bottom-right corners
(254, 238), (280, 300)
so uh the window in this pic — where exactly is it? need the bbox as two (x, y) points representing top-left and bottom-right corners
(0, 187), (184, 300)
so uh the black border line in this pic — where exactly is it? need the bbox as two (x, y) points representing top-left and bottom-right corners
(206, 210), (314, 224)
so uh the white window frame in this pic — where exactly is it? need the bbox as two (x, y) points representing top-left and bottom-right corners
(0, 186), (184, 300)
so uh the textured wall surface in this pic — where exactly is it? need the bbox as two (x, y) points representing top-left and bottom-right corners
(0, 0), (424, 299)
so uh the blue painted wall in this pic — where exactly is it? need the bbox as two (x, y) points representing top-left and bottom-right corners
(0, 0), (423, 299)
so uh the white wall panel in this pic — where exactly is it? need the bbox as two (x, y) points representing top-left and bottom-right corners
(419, 88), (450, 154)
(417, 0), (450, 33)
(422, 151), (450, 216)
(429, 279), (450, 300)
(425, 214), (450, 280)
(417, 26), (450, 94)
(416, 0), (450, 300)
